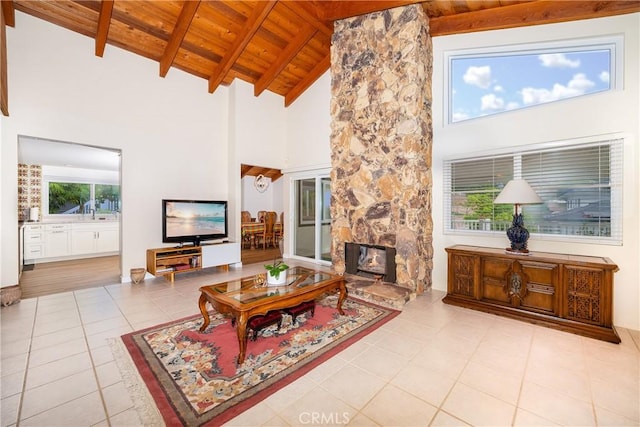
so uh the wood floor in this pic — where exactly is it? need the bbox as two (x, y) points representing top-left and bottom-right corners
(241, 246), (281, 265)
(18, 246), (283, 299)
(19, 256), (121, 299)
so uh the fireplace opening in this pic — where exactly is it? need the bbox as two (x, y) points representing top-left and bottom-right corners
(345, 242), (396, 283)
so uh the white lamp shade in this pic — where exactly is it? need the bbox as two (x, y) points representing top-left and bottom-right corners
(494, 179), (542, 205)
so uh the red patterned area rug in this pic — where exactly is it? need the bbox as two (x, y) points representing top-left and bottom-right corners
(120, 294), (399, 426)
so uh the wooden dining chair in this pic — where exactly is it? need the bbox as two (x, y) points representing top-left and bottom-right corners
(273, 211), (284, 243)
(262, 211), (278, 248)
(240, 211), (252, 248)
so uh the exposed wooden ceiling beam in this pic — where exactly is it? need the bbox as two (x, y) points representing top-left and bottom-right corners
(208, 0), (277, 93)
(8, 0), (639, 110)
(241, 163), (283, 181)
(94, 0), (113, 57)
(1, 0), (15, 28)
(315, 0), (424, 21)
(1, 2), (8, 116)
(254, 22), (316, 96)
(160, 0), (200, 77)
(285, 53), (330, 107)
(286, 1), (333, 37)
(429, 0), (640, 36)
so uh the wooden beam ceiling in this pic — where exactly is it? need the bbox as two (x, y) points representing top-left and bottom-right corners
(429, 0), (640, 36)
(241, 164), (283, 182)
(160, 0), (200, 77)
(95, 0), (113, 57)
(1, 0), (638, 118)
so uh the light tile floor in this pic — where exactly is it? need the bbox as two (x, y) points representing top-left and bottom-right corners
(2, 260), (639, 426)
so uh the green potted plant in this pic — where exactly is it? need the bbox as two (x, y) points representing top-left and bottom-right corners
(264, 258), (289, 286)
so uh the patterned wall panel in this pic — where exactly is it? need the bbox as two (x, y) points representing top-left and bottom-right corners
(18, 164), (42, 221)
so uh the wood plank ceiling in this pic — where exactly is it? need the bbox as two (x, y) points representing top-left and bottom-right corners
(241, 163), (283, 181)
(1, 1), (639, 118)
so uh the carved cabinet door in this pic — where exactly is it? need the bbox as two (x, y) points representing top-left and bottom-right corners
(480, 257), (560, 316)
(448, 252), (478, 299)
(518, 261), (560, 315)
(481, 257), (512, 304)
(563, 265), (608, 326)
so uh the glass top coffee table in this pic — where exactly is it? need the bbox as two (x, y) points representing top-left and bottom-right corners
(198, 266), (347, 365)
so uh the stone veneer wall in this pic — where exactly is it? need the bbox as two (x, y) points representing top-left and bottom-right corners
(329, 5), (433, 293)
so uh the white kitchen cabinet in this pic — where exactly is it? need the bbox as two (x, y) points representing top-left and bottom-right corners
(71, 222), (120, 255)
(45, 224), (71, 257)
(95, 227), (119, 252)
(71, 228), (97, 255)
(23, 221), (119, 264)
(23, 224), (45, 263)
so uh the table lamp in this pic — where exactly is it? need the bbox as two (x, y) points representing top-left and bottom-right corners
(493, 179), (542, 254)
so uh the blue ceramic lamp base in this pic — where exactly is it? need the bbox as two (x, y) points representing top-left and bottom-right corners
(505, 213), (530, 254)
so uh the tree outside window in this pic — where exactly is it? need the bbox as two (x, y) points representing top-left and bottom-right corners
(47, 182), (120, 215)
(48, 183), (90, 214)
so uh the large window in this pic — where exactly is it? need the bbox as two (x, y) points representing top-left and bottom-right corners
(446, 36), (622, 123)
(47, 181), (120, 215)
(444, 138), (623, 244)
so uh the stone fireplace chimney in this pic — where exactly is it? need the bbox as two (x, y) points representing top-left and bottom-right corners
(329, 5), (433, 294)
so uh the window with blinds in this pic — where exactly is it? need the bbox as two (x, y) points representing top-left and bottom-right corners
(444, 138), (623, 244)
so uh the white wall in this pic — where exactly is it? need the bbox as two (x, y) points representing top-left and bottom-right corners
(227, 80), (287, 242)
(1, 12), (228, 283)
(285, 72), (332, 172)
(432, 13), (640, 329)
(281, 73), (332, 257)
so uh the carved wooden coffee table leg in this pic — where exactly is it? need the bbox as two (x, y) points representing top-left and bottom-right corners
(336, 280), (347, 315)
(235, 312), (249, 365)
(198, 293), (210, 332)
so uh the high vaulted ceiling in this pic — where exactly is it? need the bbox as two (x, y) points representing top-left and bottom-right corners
(1, 0), (639, 117)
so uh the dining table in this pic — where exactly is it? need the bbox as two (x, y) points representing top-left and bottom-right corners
(241, 221), (265, 249)
(241, 221), (283, 249)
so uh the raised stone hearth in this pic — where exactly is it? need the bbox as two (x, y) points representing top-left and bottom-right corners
(345, 276), (415, 311)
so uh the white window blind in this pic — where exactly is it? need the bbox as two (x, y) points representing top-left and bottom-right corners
(444, 138), (623, 244)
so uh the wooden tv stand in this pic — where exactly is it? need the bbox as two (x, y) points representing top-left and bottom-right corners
(146, 241), (241, 282)
(443, 245), (620, 343)
(146, 246), (202, 282)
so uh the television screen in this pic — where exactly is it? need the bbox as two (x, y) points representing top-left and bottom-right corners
(162, 199), (228, 246)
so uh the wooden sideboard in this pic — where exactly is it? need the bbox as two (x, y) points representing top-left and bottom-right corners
(443, 245), (620, 343)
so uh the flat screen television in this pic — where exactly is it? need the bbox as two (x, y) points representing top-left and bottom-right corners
(162, 199), (228, 246)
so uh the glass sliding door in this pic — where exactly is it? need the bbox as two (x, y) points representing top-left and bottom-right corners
(292, 174), (331, 264)
(319, 177), (331, 261)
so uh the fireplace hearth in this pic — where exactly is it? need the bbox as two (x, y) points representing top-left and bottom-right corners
(345, 242), (396, 283)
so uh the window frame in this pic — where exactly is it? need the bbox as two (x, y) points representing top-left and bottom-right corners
(43, 176), (121, 219)
(445, 35), (624, 125)
(443, 136), (624, 246)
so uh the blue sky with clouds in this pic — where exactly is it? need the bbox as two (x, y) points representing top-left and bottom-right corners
(450, 49), (611, 122)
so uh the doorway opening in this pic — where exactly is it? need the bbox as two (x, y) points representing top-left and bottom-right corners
(17, 136), (122, 297)
(240, 163), (283, 265)
(292, 173), (331, 264)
